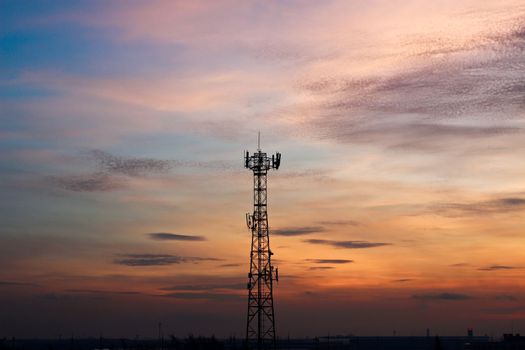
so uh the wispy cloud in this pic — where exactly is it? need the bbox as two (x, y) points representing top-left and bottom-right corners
(432, 197), (525, 217)
(272, 226), (324, 236)
(297, 17), (525, 152)
(318, 220), (359, 226)
(114, 254), (219, 267)
(478, 265), (519, 271)
(49, 150), (174, 192)
(89, 149), (172, 176)
(34, 293), (108, 301)
(278, 169), (331, 180)
(304, 239), (390, 249)
(50, 172), (125, 192)
(65, 289), (141, 295)
(219, 263), (242, 268)
(318, 123), (520, 152)
(147, 233), (206, 241)
(450, 263), (471, 267)
(413, 292), (473, 301)
(0, 280), (39, 287)
(159, 292), (241, 300)
(308, 266), (335, 270)
(172, 159), (236, 170)
(305, 259), (353, 264)
(159, 283), (244, 291)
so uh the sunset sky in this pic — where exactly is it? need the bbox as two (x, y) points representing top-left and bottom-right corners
(1, 0), (525, 339)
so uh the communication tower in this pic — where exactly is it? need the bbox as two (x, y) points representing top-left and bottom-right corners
(244, 135), (281, 350)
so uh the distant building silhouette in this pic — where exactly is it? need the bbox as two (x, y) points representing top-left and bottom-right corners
(11, 334), (525, 350)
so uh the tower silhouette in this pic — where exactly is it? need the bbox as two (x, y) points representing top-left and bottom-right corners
(244, 137), (281, 350)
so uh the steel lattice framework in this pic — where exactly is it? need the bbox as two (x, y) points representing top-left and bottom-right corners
(244, 145), (281, 350)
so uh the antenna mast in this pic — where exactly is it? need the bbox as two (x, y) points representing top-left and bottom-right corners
(244, 136), (281, 350)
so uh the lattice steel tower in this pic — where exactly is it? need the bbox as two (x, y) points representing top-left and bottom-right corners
(244, 136), (281, 350)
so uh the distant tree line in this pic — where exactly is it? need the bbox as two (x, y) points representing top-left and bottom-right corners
(0, 334), (228, 350)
